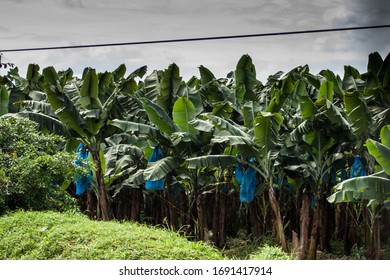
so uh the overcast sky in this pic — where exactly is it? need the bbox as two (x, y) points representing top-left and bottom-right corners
(1, 0), (389, 82)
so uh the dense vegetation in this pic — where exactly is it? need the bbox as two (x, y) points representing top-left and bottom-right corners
(0, 52), (389, 260)
(0, 117), (78, 214)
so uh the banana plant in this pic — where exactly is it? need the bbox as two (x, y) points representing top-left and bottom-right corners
(0, 64), (64, 113)
(187, 59), (309, 251)
(2, 64), (148, 220)
(198, 86), (290, 251)
(112, 63), (241, 237)
(327, 123), (390, 206)
(285, 67), (360, 258)
(328, 125), (390, 259)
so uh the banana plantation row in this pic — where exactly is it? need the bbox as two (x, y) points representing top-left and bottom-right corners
(0, 52), (389, 259)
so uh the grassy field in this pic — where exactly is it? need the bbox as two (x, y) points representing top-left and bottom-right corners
(0, 211), (295, 260)
(6, 211), (386, 260)
(0, 211), (226, 260)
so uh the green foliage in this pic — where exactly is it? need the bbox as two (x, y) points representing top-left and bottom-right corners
(1, 51), (389, 258)
(0, 85), (9, 116)
(328, 126), (390, 208)
(172, 97), (197, 136)
(0, 211), (224, 260)
(366, 125), (390, 174)
(235, 54), (258, 102)
(0, 117), (77, 214)
(249, 244), (293, 260)
(253, 112), (283, 155)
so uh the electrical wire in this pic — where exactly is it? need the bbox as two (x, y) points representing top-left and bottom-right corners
(1, 24), (389, 53)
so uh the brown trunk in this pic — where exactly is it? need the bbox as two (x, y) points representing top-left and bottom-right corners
(308, 200), (319, 259)
(342, 203), (355, 255)
(374, 218), (381, 259)
(167, 182), (179, 231)
(212, 186), (227, 247)
(212, 187), (220, 245)
(293, 194), (310, 259)
(268, 184), (288, 252)
(292, 231), (299, 256)
(383, 209), (390, 241)
(113, 187), (131, 220)
(218, 188), (227, 246)
(319, 199), (329, 251)
(158, 190), (165, 224)
(93, 152), (110, 220)
(179, 187), (188, 232)
(300, 194), (310, 256)
(86, 188), (97, 219)
(335, 204), (344, 239)
(364, 206), (382, 259)
(130, 187), (142, 221)
(196, 194), (209, 241)
(248, 196), (263, 237)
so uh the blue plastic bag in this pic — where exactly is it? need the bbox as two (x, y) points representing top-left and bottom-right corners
(240, 165), (257, 203)
(145, 146), (165, 190)
(350, 156), (367, 178)
(74, 143), (92, 196)
(235, 158), (257, 203)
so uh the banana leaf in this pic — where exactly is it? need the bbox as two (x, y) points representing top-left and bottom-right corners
(187, 155), (237, 169)
(253, 112), (283, 155)
(143, 156), (182, 181)
(142, 99), (178, 135)
(235, 54), (257, 102)
(0, 85), (9, 116)
(173, 96), (197, 136)
(366, 125), (390, 174)
(108, 119), (159, 137)
(327, 171), (390, 207)
(344, 91), (371, 137)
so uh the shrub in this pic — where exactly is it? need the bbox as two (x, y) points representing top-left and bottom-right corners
(0, 117), (78, 214)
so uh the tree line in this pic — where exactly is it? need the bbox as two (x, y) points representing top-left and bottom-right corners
(0, 52), (389, 259)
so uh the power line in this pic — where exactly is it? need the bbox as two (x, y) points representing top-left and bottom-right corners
(1, 24), (389, 53)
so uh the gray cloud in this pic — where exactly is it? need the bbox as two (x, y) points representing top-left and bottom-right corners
(59, 0), (84, 8)
(1, 0), (388, 81)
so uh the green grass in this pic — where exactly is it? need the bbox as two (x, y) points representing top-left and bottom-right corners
(249, 244), (293, 260)
(0, 211), (224, 260)
(222, 232), (293, 260)
(0, 211), (296, 260)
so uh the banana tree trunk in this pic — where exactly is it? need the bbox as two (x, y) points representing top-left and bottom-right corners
(212, 186), (227, 247)
(373, 218), (381, 259)
(249, 196), (264, 237)
(218, 189), (227, 246)
(268, 181), (288, 252)
(212, 186), (220, 245)
(293, 193), (310, 259)
(130, 187), (142, 221)
(92, 152), (110, 220)
(364, 206), (382, 259)
(86, 188), (97, 219)
(308, 197), (320, 259)
(342, 203), (353, 255)
(166, 177), (179, 231)
(196, 194), (209, 241)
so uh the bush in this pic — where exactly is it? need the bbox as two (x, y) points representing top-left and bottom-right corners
(0, 117), (78, 214)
